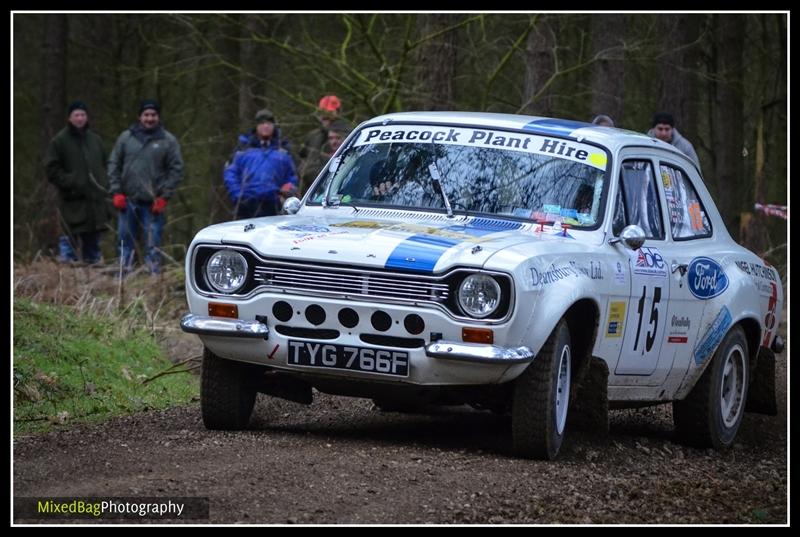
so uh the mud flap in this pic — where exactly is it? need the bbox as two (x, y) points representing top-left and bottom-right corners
(745, 347), (777, 415)
(568, 357), (609, 437)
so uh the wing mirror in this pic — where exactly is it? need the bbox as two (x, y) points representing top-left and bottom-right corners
(282, 196), (301, 215)
(609, 224), (646, 250)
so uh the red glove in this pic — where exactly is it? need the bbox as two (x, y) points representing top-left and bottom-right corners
(151, 197), (168, 214)
(112, 193), (127, 211)
(279, 183), (297, 197)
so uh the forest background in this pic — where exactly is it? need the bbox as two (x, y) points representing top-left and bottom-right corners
(12, 12), (788, 273)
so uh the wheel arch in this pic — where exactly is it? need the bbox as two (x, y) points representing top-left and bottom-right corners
(563, 298), (601, 381)
(736, 316), (762, 380)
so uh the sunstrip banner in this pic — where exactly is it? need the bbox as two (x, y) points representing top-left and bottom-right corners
(354, 125), (608, 171)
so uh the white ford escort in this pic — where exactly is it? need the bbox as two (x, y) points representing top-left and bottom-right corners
(181, 112), (784, 459)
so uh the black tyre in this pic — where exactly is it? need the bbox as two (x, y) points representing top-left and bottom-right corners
(201, 347), (258, 430)
(512, 319), (572, 460)
(673, 325), (749, 449)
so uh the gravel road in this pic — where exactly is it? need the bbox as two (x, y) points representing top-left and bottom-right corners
(13, 350), (786, 524)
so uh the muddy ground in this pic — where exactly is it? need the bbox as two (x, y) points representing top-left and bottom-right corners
(13, 332), (787, 525)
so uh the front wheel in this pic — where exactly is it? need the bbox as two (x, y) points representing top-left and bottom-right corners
(673, 325), (749, 449)
(512, 319), (572, 460)
(201, 347), (258, 430)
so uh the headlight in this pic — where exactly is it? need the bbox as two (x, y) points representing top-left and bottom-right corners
(457, 274), (501, 318)
(205, 250), (248, 293)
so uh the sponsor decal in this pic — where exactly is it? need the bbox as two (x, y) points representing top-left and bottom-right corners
(761, 282), (778, 347)
(560, 208), (578, 219)
(278, 224), (331, 235)
(671, 315), (691, 330)
(606, 301), (626, 338)
(355, 125), (608, 170)
(693, 306), (732, 365)
(530, 263), (580, 287)
(735, 260), (778, 284)
(631, 247), (667, 277)
(613, 261), (627, 285)
(290, 230), (348, 245)
(529, 260), (601, 287)
(278, 224), (349, 244)
(661, 169), (672, 188)
(543, 204), (562, 214)
(668, 315), (691, 344)
(688, 257), (729, 299)
(687, 202), (705, 231)
(573, 260), (603, 280)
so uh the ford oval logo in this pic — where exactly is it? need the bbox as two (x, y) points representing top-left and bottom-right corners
(688, 257), (729, 299)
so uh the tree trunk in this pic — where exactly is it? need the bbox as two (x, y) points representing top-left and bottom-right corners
(211, 18), (241, 222)
(590, 14), (626, 124)
(522, 17), (555, 116)
(40, 14), (68, 254)
(238, 16), (266, 129)
(414, 14), (457, 111)
(710, 14), (745, 235)
(657, 15), (702, 142)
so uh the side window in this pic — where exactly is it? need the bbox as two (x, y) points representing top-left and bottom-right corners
(615, 160), (665, 240)
(660, 164), (712, 240)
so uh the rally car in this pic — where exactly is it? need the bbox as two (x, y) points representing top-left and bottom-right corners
(181, 112), (784, 460)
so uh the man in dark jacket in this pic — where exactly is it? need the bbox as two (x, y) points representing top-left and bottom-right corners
(223, 109), (298, 219)
(647, 112), (702, 173)
(43, 100), (111, 264)
(108, 99), (184, 274)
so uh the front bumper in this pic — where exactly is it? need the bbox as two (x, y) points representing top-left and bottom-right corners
(179, 304), (534, 386)
(426, 341), (533, 363)
(180, 314), (269, 339)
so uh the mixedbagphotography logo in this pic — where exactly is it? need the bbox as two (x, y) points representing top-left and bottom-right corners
(14, 497), (209, 520)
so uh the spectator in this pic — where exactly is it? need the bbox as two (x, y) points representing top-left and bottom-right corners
(647, 112), (702, 172)
(224, 109), (298, 219)
(108, 99), (184, 275)
(324, 118), (352, 157)
(591, 114), (615, 127)
(297, 94), (342, 194)
(43, 100), (111, 264)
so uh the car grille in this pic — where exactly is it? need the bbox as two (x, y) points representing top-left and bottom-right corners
(252, 262), (451, 303)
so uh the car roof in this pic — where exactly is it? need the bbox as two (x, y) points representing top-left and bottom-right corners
(361, 111), (687, 160)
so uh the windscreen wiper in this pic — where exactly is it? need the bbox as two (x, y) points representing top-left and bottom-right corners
(428, 143), (454, 218)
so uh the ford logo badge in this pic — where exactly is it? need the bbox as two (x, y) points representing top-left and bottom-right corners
(688, 257), (729, 299)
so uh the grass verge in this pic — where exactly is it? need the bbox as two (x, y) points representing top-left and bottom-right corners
(13, 298), (198, 435)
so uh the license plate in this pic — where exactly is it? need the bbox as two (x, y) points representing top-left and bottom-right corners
(287, 340), (409, 377)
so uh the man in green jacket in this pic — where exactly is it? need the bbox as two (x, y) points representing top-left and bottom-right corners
(108, 99), (184, 274)
(43, 100), (111, 264)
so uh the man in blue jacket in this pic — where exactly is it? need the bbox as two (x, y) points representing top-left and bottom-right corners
(224, 109), (298, 219)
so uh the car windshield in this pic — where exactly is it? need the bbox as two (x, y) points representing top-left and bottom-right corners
(308, 124), (609, 227)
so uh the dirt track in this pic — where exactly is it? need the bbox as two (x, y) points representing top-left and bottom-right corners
(13, 350), (786, 524)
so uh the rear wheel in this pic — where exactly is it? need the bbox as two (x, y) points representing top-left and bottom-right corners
(673, 325), (749, 449)
(201, 347), (258, 430)
(512, 319), (572, 460)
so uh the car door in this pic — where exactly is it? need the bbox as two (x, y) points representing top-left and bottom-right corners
(612, 157), (671, 380)
(657, 158), (713, 384)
